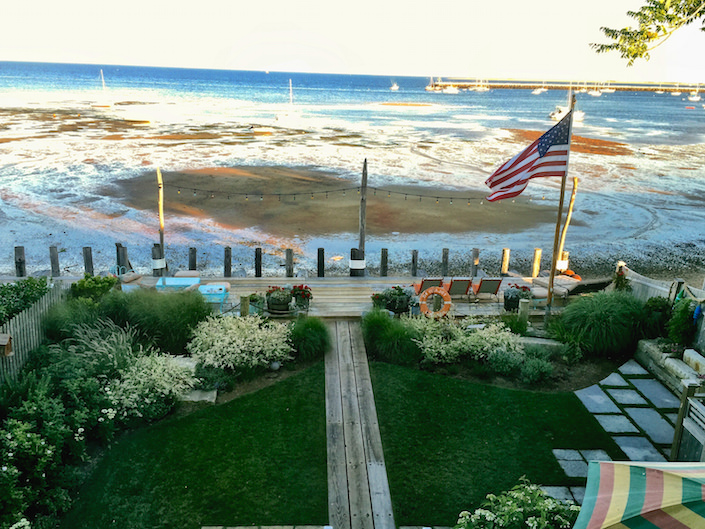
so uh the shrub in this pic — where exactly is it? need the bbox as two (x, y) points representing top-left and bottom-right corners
(289, 316), (330, 361)
(519, 357), (554, 385)
(107, 355), (196, 423)
(361, 310), (423, 366)
(459, 323), (524, 363)
(455, 477), (579, 529)
(194, 364), (239, 392)
(0, 277), (50, 326)
(501, 313), (529, 335)
(667, 298), (697, 346)
(371, 286), (415, 314)
(188, 315), (293, 371)
(43, 298), (101, 342)
(413, 319), (467, 364)
(69, 274), (118, 302)
(641, 296), (672, 339)
(486, 347), (524, 376)
(103, 289), (212, 355)
(558, 291), (645, 359)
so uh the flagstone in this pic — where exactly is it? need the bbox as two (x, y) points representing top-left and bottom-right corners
(594, 414), (639, 433)
(630, 378), (680, 409)
(552, 449), (582, 460)
(580, 449), (612, 462)
(618, 360), (649, 375)
(575, 385), (621, 414)
(613, 436), (666, 462)
(570, 486), (586, 505)
(541, 486), (573, 502)
(558, 459), (588, 478)
(623, 407), (674, 445)
(606, 388), (647, 405)
(600, 373), (629, 387)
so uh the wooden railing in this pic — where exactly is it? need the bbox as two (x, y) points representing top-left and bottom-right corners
(0, 283), (69, 385)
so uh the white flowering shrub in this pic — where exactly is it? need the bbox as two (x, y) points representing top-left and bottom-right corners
(460, 323), (524, 362)
(410, 318), (467, 364)
(107, 355), (196, 422)
(187, 314), (293, 371)
(455, 478), (580, 529)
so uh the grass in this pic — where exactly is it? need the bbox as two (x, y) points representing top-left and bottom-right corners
(60, 362), (327, 529)
(370, 362), (624, 526)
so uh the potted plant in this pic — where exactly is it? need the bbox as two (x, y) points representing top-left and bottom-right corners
(248, 293), (265, 314)
(503, 283), (532, 312)
(291, 284), (312, 310)
(371, 286), (415, 315)
(266, 286), (293, 312)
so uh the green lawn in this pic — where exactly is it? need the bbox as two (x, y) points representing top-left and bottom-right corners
(60, 362), (328, 529)
(370, 362), (624, 526)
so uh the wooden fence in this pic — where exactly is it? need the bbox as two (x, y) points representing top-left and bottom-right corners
(0, 283), (69, 386)
(10, 244), (548, 280)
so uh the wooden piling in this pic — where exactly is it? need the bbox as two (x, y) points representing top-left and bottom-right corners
(83, 247), (94, 276)
(14, 246), (26, 277)
(501, 248), (510, 276)
(240, 296), (250, 317)
(317, 248), (325, 277)
(116, 244), (129, 274)
(285, 249), (294, 277)
(411, 249), (418, 277)
(350, 248), (364, 277)
(441, 248), (449, 276)
(255, 248), (262, 278)
(151, 244), (162, 277)
(380, 248), (388, 277)
(188, 247), (197, 270)
(49, 246), (60, 277)
(471, 248), (479, 277)
(224, 247), (232, 277)
(531, 248), (542, 278)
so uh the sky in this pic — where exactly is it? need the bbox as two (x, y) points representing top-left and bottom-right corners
(2, 0), (704, 83)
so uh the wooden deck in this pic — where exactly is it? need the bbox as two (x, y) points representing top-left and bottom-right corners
(325, 320), (395, 529)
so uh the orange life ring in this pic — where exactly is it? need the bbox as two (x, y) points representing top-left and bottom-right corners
(419, 287), (452, 318)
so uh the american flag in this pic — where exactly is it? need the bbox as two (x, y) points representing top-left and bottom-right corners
(485, 111), (572, 202)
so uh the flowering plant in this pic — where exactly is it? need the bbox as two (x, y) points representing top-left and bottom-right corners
(504, 283), (533, 300)
(266, 286), (293, 304)
(291, 284), (312, 301)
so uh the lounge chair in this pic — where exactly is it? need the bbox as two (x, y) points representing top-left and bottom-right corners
(198, 282), (230, 313)
(413, 278), (443, 295)
(471, 277), (502, 301)
(443, 278), (473, 300)
(155, 276), (201, 291)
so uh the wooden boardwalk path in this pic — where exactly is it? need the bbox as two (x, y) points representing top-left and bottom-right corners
(325, 319), (395, 529)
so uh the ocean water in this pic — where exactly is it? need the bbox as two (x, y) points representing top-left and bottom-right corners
(1, 61), (704, 277)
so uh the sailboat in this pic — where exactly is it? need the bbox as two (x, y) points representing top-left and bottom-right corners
(550, 89), (585, 122)
(655, 84), (665, 95)
(688, 85), (701, 102)
(274, 79), (304, 129)
(390, 82), (399, 91)
(532, 82), (547, 95)
(587, 84), (602, 97)
(91, 69), (112, 108)
(671, 83), (681, 96)
(602, 82), (615, 94)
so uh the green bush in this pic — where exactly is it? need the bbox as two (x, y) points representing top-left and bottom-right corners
(667, 298), (697, 346)
(102, 289), (212, 355)
(500, 313), (529, 335)
(289, 316), (331, 362)
(361, 310), (423, 366)
(371, 286), (415, 314)
(519, 357), (554, 385)
(486, 347), (523, 376)
(455, 477), (579, 529)
(194, 364), (239, 392)
(642, 296), (672, 339)
(43, 297), (101, 342)
(69, 274), (118, 302)
(0, 277), (50, 326)
(188, 315), (293, 371)
(557, 291), (645, 359)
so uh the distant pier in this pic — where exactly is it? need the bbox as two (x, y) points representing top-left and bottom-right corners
(426, 78), (700, 93)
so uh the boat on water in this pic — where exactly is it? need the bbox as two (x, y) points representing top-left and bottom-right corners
(425, 77), (442, 91)
(655, 85), (665, 94)
(602, 82), (615, 93)
(671, 84), (681, 96)
(91, 69), (112, 108)
(473, 79), (490, 92)
(688, 85), (701, 102)
(532, 82), (547, 95)
(588, 84), (602, 97)
(549, 105), (585, 122)
(390, 82), (399, 91)
(442, 85), (459, 94)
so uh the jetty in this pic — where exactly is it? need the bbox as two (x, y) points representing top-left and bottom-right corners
(425, 78), (695, 93)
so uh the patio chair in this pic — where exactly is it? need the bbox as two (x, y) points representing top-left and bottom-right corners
(413, 278), (443, 295)
(443, 278), (473, 300)
(470, 277), (503, 301)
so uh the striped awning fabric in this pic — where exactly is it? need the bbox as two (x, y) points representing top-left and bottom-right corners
(573, 461), (705, 529)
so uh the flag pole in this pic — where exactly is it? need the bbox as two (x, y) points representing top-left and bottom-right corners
(546, 93), (576, 310)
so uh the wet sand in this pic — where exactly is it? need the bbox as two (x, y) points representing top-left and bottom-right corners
(106, 165), (570, 239)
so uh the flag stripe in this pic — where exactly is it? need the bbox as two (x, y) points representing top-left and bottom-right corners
(485, 112), (572, 202)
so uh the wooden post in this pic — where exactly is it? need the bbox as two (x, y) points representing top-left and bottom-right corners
(359, 159), (368, 256)
(240, 296), (250, 317)
(670, 278), (686, 303)
(557, 177), (578, 264)
(350, 248), (365, 277)
(188, 247), (197, 271)
(49, 246), (60, 277)
(255, 248), (262, 277)
(156, 167), (165, 267)
(14, 246), (26, 277)
(380, 248), (388, 277)
(671, 380), (700, 461)
(518, 298), (530, 325)
(83, 247), (94, 276)
(531, 248), (542, 278)
(500, 248), (510, 276)
(285, 249), (294, 277)
(471, 248), (479, 277)
(151, 244), (162, 277)
(317, 248), (325, 277)
(411, 250), (419, 277)
(224, 246), (232, 277)
(116, 243), (129, 274)
(441, 248), (449, 277)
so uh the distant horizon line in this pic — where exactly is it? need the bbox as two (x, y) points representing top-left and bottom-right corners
(1, 59), (702, 87)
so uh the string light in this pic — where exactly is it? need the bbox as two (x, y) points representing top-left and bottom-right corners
(245, 194), (248, 201)
(260, 195), (263, 201)
(387, 191), (391, 198)
(436, 197), (439, 204)
(450, 199), (453, 205)
(193, 190), (196, 197)
(177, 189), (181, 194)
(311, 193), (314, 200)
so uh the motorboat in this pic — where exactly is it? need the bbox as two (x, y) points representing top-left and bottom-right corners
(390, 82), (399, 91)
(532, 82), (547, 95)
(550, 105), (585, 122)
(442, 85), (459, 94)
